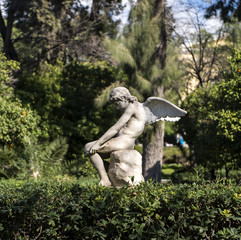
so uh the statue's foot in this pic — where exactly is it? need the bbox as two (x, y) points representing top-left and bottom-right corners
(99, 179), (112, 187)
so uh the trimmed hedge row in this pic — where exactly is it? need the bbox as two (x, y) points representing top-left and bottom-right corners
(1, 179), (241, 239)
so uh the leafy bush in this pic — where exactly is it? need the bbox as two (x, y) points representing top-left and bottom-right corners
(0, 52), (20, 97)
(16, 61), (64, 140)
(19, 136), (69, 179)
(0, 146), (21, 179)
(59, 60), (127, 159)
(0, 136), (69, 180)
(16, 60), (127, 161)
(178, 49), (241, 176)
(0, 52), (40, 148)
(1, 179), (241, 239)
(65, 156), (98, 178)
(0, 96), (40, 147)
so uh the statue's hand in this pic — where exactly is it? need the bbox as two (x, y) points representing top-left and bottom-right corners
(89, 143), (101, 154)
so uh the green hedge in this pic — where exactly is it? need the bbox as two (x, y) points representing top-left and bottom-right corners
(1, 179), (241, 239)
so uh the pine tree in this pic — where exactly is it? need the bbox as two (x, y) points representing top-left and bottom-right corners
(0, 0), (124, 66)
(103, 0), (175, 181)
(205, 0), (241, 23)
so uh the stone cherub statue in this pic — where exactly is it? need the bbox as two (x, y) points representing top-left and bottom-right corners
(85, 87), (186, 187)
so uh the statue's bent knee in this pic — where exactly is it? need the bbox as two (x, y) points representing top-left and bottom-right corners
(84, 142), (94, 156)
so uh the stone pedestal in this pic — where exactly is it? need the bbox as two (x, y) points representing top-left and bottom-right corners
(108, 150), (144, 187)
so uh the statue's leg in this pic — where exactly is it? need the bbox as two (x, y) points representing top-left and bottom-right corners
(97, 136), (135, 153)
(84, 141), (111, 187)
(89, 153), (112, 186)
(84, 137), (135, 186)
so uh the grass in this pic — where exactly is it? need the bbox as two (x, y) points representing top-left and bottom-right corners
(163, 146), (189, 164)
(163, 146), (181, 158)
(162, 163), (183, 179)
(162, 146), (188, 180)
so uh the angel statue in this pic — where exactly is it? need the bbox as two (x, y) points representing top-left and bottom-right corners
(84, 87), (186, 187)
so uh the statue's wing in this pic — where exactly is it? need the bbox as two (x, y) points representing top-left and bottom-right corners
(143, 97), (187, 125)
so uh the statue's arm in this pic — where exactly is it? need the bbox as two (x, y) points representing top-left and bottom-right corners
(89, 104), (134, 153)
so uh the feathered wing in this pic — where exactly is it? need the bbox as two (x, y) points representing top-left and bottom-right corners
(143, 97), (187, 125)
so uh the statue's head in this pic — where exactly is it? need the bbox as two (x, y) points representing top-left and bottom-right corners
(109, 87), (137, 103)
(109, 87), (137, 110)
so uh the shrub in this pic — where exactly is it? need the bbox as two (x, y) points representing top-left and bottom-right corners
(0, 147), (21, 179)
(178, 49), (241, 176)
(0, 179), (241, 239)
(16, 61), (64, 140)
(0, 52), (40, 149)
(0, 52), (20, 97)
(65, 156), (98, 178)
(18, 136), (69, 179)
(59, 60), (127, 159)
(16, 60), (127, 162)
(0, 97), (40, 147)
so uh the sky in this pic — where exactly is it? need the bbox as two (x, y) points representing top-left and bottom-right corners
(81, 0), (131, 24)
(79, 0), (222, 34)
(167, 0), (222, 35)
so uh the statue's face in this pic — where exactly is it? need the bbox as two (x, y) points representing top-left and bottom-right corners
(113, 98), (129, 110)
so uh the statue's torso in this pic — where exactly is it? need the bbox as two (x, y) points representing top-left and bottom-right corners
(117, 102), (146, 139)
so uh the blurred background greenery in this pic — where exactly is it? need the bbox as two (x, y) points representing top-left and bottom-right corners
(0, 0), (240, 184)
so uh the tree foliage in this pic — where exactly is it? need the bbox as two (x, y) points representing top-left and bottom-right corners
(16, 61), (64, 140)
(104, 0), (171, 99)
(0, 52), (40, 147)
(206, 0), (241, 22)
(224, 19), (241, 49)
(0, 97), (40, 147)
(16, 60), (127, 160)
(0, 0), (124, 66)
(178, 49), (241, 175)
(0, 52), (19, 96)
(0, 52), (43, 179)
(60, 61), (127, 158)
(172, 0), (227, 91)
(104, 0), (181, 181)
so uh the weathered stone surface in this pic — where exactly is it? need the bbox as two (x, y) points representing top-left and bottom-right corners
(108, 150), (144, 187)
(84, 87), (187, 187)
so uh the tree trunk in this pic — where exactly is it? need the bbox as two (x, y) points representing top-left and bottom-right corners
(0, 0), (18, 61)
(0, 9), (6, 41)
(142, 121), (165, 182)
(142, 0), (168, 182)
(154, 0), (167, 68)
(143, 84), (165, 182)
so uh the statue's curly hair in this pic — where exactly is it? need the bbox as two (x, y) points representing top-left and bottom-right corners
(109, 87), (138, 103)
